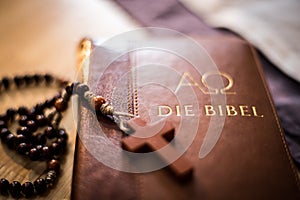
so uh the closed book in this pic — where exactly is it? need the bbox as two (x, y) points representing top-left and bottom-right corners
(71, 34), (300, 200)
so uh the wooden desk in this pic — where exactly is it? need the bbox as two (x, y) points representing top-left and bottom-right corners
(0, 0), (137, 199)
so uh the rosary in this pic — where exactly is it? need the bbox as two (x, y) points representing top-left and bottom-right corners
(0, 73), (124, 198)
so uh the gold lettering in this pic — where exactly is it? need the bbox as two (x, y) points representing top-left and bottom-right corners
(157, 104), (264, 118)
(175, 105), (181, 116)
(205, 105), (216, 116)
(201, 72), (236, 94)
(184, 105), (195, 116)
(226, 105), (238, 116)
(252, 106), (264, 117)
(239, 105), (251, 117)
(158, 106), (172, 117)
(175, 72), (207, 94)
(218, 105), (224, 116)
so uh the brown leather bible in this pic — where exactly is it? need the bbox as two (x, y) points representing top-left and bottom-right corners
(71, 35), (300, 200)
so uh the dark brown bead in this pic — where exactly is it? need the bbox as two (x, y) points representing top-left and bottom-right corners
(45, 170), (57, 188)
(0, 120), (7, 129)
(57, 128), (68, 140)
(18, 115), (28, 126)
(34, 103), (45, 113)
(29, 148), (40, 161)
(17, 143), (30, 155)
(2, 77), (10, 90)
(17, 106), (28, 115)
(13, 76), (25, 88)
(0, 114), (8, 122)
(34, 133), (46, 145)
(24, 75), (34, 85)
(62, 92), (71, 102)
(9, 181), (21, 198)
(33, 74), (43, 85)
(34, 178), (47, 194)
(36, 144), (43, 151)
(44, 126), (57, 139)
(94, 96), (106, 111)
(0, 128), (10, 141)
(6, 133), (15, 149)
(44, 74), (54, 85)
(36, 114), (47, 126)
(41, 146), (51, 160)
(26, 120), (38, 132)
(47, 159), (60, 173)
(65, 84), (73, 95)
(54, 98), (68, 112)
(35, 145), (43, 157)
(21, 182), (34, 198)
(17, 126), (31, 138)
(14, 134), (27, 147)
(0, 178), (9, 195)
(57, 138), (67, 149)
(6, 108), (16, 121)
(48, 93), (61, 108)
(43, 99), (53, 108)
(50, 142), (61, 155)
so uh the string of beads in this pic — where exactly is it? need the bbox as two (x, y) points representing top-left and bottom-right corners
(0, 74), (107, 198)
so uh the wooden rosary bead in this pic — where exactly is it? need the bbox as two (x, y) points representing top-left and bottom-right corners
(13, 76), (25, 88)
(34, 133), (47, 145)
(29, 148), (40, 161)
(41, 146), (51, 160)
(14, 134), (27, 147)
(47, 159), (60, 173)
(44, 126), (57, 139)
(6, 108), (16, 121)
(57, 128), (68, 140)
(9, 181), (21, 198)
(21, 182), (34, 198)
(34, 178), (47, 195)
(65, 84), (73, 95)
(57, 138), (67, 149)
(6, 133), (15, 149)
(17, 126), (31, 138)
(0, 120), (7, 129)
(0, 178), (9, 195)
(17, 143), (31, 155)
(32, 104), (44, 115)
(93, 96), (106, 111)
(2, 77), (10, 90)
(44, 74), (54, 85)
(45, 170), (57, 188)
(17, 106), (29, 115)
(54, 98), (68, 112)
(36, 144), (43, 151)
(18, 115), (29, 126)
(50, 142), (61, 155)
(0, 114), (9, 123)
(0, 128), (10, 140)
(26, 120), (38, 132)
(36, 114), (47, 126)
(33, 74), (43, 85)
(24, 75), (35, 86)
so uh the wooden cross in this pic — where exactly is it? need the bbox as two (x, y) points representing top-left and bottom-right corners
(121, 117), (193, 181)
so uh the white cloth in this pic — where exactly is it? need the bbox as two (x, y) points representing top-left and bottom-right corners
(180, 0), (300, 82)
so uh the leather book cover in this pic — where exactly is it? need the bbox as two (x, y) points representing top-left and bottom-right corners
(71, 33), (300, 200)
